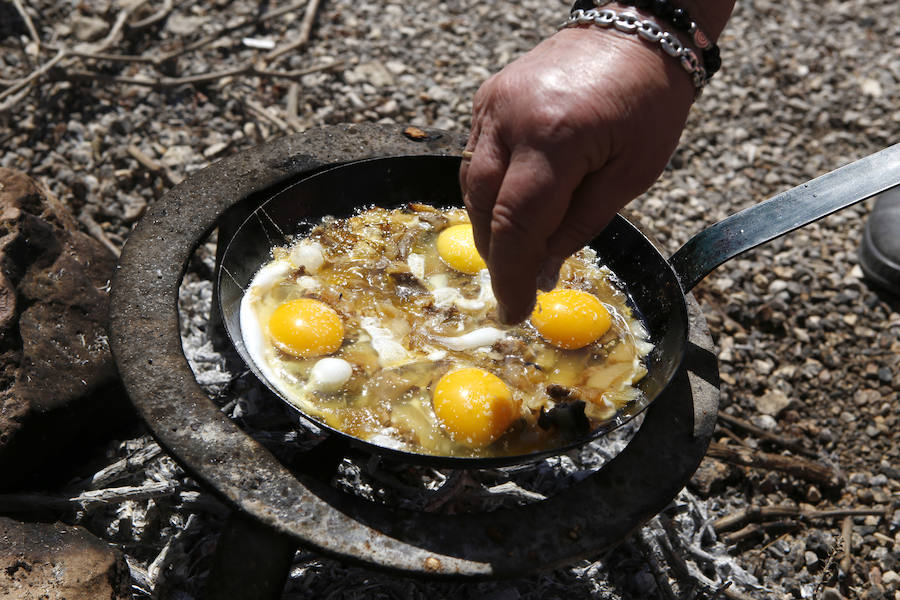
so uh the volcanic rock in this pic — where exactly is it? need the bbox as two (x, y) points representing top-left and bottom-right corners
(0, 168), (132, 490)
(0, 517), (131, 600)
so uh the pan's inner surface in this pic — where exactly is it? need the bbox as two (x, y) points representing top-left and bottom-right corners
(217, 155), (688, 467)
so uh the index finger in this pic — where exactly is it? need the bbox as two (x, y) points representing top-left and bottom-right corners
(487, 149), (579, 323)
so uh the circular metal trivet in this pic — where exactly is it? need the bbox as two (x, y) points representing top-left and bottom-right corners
(109, 123), (719, 578)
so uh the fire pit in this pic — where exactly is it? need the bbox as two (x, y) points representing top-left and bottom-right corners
(109, 123), (720, 597)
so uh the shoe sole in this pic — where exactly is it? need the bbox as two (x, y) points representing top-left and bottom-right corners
(859, 222), (900, 295)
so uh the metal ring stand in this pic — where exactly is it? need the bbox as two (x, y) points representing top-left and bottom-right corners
(109, 124), (720, 598)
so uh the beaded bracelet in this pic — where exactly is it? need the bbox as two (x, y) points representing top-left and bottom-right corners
(560, 8), (708, 92)
(571, 0), (721, 77)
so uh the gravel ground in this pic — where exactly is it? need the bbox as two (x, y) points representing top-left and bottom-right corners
(2, 0), (899, 599)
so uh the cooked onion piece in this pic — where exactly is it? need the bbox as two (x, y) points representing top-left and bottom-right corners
(239, 205), (653, 458)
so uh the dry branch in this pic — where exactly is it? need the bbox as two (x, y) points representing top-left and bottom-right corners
(0, 481), (179, 512)
(127, 144), (182, 187)
(74, 0), (148, 55)
(0, 48), (65, 104)
(79, 210), (123, 258)
(713, 504), (887, 533)
(717, 410), (818, 458)
(706, 441), (842, 488)
(240, 96), (292, 134)
(62, 60), (341, 90)
(73, 480), (179, 507)
(87, 441), (163, 489)
(156, 0), (308, 64)
(266, 0), (322, 61)
(0, 0), (322, 113)
(285, 81), (303, 130)
(130, 0), (174, 30)
(720, 520), (800, 545)
(840, 515), (853, 575)
(12, 0), (40, 52)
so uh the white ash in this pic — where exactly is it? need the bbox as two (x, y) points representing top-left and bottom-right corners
(173, 243), (766, 598)
(6, 0), (898, 595)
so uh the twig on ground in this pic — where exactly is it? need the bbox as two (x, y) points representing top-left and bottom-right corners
(74, 0), (148, 55)
(0, 48), (65, 104)
(634, 528), (679, 600)
(127, 143), (182, 187)
(655, 529), (758, 600)
(155, 0), (308, 64)
(706, 441), (842, 488)
(240, 96), (291, 134)
(61, 48), (157, 64)
(716, 424), (751, 447)
(840, 515), (853, 576)
(79, 209), (123, 258)
(130, 0), (174, 30)
(62, 60), (341, 89)
(0, 83), (35, 113)
(72, 480), (179, 507)
(713, 505), (887, 533)
(0, 481), (179, 512)
(285, 81), (304, 131)
(720, 520), (800, 545)
(266, 0), (322, 61)
(816, 537), (844, 597)
(125, 556), (153, 595)
(85, 442), (164, 489)
(717, 410), (819, 459)
(12, 0), (41, 52)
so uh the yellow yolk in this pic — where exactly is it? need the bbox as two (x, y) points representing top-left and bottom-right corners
(436, 224), (487, 274)
(531, 289), (611, 350)
(432, 367), (516, 448)
(267, 298), (344, 358)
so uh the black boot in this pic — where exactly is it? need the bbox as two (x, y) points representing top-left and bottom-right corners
(859, 186), (900, 295)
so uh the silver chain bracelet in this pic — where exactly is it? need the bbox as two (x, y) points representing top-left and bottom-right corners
(560, 7), (708, 94)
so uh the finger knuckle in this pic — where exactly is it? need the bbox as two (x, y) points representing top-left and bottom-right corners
(491, 202), (535, 242)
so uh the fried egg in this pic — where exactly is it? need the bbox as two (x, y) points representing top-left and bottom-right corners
(268, 298), (344, 358)
(432, 367), (517, 447)
(239, 205), (653, 458)
(436, 223), (486, 274)
(531, 289), (612, 350)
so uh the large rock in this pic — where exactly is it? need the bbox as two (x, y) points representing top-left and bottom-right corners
(0, 517), (131, 600)
(0, 168), (133, 490)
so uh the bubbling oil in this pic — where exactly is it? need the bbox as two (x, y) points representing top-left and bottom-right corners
(240, 204), (653, 458)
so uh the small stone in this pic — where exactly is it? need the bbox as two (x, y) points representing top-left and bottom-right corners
(345, 61), (395, 87)
(806, 485), (822, 503)
(203, 142), (229, 158)
(71, 15), (109, 42)
(167, 14), (207, 35)
(820, 588), (845, 600)
(160, 145), (196, 168)
(755, 390), (793, 416)
(883, 571), (900, 588)
(805, 550), (819, 567)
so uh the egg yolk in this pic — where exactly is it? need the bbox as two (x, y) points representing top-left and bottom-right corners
(267, 298), (344, 358)
(436, 224), (487, 274)
(530, 288), (611, 350)
(432, 367), (516, 448)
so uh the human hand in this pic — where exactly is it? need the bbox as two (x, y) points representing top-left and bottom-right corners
(460, 26), (696, 324)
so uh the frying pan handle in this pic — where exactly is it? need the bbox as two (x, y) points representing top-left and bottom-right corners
(668, 143), (900, 292)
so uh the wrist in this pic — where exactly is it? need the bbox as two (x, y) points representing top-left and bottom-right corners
(559, 8), (709, 95)
(554, 25), (696, 107)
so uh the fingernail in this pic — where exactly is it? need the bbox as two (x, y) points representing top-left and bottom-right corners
(498, 299), (535, 326)
(537, 257), (562, 292)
